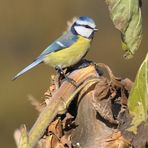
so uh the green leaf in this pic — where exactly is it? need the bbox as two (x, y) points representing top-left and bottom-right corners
(127, 53), (148, 133)
(104, 0), (142, 59)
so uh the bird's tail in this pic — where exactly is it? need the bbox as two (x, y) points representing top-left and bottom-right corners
(12, 57), (43, 80)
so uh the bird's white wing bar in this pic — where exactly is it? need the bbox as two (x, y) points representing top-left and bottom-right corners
(56, 41), (66, 48)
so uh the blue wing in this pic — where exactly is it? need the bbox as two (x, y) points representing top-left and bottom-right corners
(12, 31), (78, 80)
(40, 31), (78, 56)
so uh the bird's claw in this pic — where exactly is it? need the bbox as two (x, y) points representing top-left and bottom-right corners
(55, 66), (77, 87)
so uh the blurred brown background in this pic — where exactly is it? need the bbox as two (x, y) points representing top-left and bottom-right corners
(0, 0), (147, 147)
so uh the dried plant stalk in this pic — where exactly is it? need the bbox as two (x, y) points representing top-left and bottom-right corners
(14, 62), (147, 148)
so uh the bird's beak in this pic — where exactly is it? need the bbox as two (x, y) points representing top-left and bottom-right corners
(94, 28), (98, 32)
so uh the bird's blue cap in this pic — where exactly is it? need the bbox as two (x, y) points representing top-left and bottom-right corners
(78, 16), (95, 24)
(75, 16), (97, 30)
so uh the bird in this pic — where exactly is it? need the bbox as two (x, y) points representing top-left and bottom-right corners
(12, 16), (98, 80)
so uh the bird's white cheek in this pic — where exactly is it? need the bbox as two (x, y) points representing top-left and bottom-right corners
(74, 26), (93, 38)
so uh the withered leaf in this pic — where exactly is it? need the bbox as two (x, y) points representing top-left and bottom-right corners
(104, 0), (142, 59)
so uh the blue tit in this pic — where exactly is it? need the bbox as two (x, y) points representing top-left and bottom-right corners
(12, 16), (98, 80)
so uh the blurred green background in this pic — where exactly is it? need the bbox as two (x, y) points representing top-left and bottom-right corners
(0, 0), (147, 147)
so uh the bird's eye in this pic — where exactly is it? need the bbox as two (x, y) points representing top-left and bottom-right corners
(85, 25), (92, 29)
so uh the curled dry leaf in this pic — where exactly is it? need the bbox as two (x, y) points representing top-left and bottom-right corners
(42, 135), (64, 148)
(47, 118), (63, 138)
(93, 77), (117, 124)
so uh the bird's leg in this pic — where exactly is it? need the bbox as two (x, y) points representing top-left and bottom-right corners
(55, 66), (77, 87)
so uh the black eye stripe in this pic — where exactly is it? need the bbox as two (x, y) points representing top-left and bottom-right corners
(82, 25), (92, 29)
(75, 24), (93, 29)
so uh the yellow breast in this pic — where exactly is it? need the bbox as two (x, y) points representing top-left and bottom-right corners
(44, 36), (91, 68)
